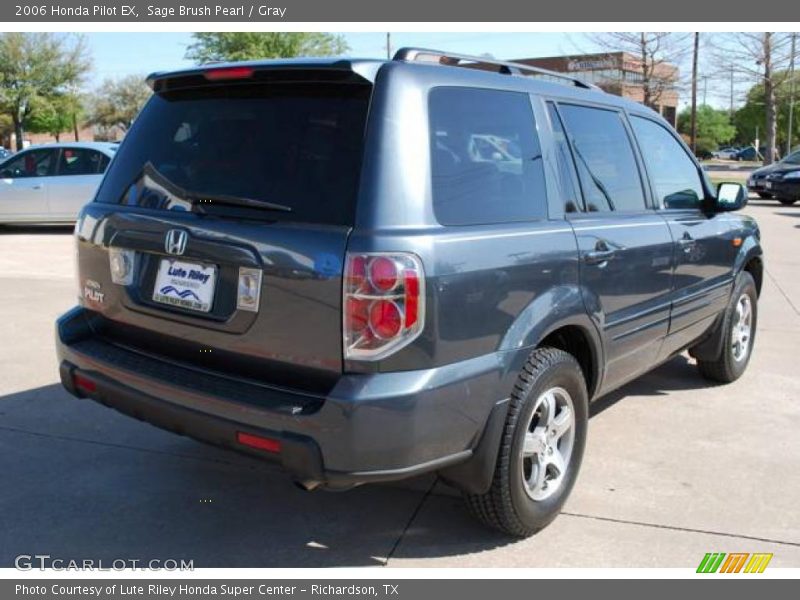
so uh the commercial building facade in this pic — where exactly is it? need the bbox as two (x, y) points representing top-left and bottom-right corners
(515, 52), (680, 126)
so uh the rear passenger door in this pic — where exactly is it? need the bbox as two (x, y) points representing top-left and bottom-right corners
(629, 115), (738, 353)
(48, 147), (110, 220)
(549, 102), (674, 393)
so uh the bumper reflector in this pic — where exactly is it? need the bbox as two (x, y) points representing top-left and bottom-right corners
(73, 373), (96, 394)
(236, 431), (281, 454)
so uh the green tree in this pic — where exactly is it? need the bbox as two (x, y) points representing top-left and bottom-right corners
(677, 104), (736, 153)
(712, 33), (795, 164)
(0, 33), (91, 150)
(733, 69), (800, 152)
(28, 92), (85, 142)
(89, 75), (151, 134)
(185, 32), (348, 63)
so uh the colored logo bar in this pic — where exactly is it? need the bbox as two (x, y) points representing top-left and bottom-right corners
(697, 552), (773, 573)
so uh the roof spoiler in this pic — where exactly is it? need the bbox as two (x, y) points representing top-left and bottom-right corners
(146, 59), (381, 91)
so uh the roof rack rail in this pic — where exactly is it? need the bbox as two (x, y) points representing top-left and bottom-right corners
(392, 47), (601, 91)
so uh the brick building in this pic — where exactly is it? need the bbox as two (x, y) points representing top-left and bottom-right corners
(514, 52), (680, 126)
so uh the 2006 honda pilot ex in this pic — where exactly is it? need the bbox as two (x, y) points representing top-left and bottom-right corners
(56, 48), (763, 537)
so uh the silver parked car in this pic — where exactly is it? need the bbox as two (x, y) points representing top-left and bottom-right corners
(0, 142), (116, 224)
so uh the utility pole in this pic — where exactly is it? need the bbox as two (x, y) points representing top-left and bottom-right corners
(386, 32), (391, 59)
(691, 33), (699, 153)
(730, 64), (735, 119)
(787, 32), (797, 155)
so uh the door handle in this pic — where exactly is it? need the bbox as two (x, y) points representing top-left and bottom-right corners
(31, 184), (43, 190)
(584, 249), (615, 265)
(678, 233), (695, 252)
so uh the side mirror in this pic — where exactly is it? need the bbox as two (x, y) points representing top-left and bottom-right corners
(715, 182), (748, 212)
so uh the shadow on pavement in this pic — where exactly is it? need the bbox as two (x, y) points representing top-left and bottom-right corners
(0, 355), (711, 566)
(0, 384), (510, 567)
(0, 224), (74, 235)
(590, 354), (706, 418)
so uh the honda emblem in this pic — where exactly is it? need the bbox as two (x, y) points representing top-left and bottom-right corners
(165, 230), (188, 256)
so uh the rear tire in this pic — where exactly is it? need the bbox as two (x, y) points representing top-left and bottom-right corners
(697, 271), (757, 383)
(778, 198), (797, 205)
(464, 347), (588, 537)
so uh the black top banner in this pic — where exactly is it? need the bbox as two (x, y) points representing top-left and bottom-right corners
(3, 0), (799, 22)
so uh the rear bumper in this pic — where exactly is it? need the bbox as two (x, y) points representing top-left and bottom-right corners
(56, 307), (507, 489)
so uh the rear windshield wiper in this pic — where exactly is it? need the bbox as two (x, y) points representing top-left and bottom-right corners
(185, 191), (292, 213)
(137, 162), (292, 214)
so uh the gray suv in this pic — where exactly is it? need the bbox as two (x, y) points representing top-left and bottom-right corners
(55, 49), (763, 537)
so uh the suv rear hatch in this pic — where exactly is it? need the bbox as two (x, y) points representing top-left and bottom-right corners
(74, 65), (375, 395)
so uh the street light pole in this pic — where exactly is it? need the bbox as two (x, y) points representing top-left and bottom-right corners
(787, 32), (797, 155)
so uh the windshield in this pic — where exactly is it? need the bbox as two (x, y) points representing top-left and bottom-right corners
(784, 151), (800, 165)
(95, 81), (371, 225)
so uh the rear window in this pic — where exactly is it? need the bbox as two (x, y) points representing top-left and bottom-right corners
(429, 87), (547, 226)
(95, 82), (371, 225)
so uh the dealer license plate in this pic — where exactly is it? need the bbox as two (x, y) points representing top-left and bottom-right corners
(766, 181), (773, 189)
(152, 258), (217, 313)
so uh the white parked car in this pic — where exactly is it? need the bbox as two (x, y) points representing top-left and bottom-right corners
(0, 142), (116, 224)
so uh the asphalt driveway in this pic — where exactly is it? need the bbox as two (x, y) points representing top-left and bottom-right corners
(1, 199), (799, 568)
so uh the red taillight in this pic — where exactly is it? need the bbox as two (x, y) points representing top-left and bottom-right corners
(368, 256), (399, 292)
(404, 270), (420, 328)
(346, 297), (369, 334)
(204, 66), (254, 81)
(344, 253), (425, 360)
(73, 373), (96, 394)
(369, 300), (403, 339)
(236, 432), (281, 454)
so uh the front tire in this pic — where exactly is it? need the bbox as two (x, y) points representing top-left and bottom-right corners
(778, 198), (797, 205)
(756, 192), (773, 199)
(464, 347), (588, 537)
(697, 271), (758, 383)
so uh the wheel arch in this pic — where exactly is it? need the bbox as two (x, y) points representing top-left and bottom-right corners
(733, 236), (763, 297)
(497, 285), (603, 400)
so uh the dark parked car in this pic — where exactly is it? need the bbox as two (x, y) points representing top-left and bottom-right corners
(735, 146), (764, 162)
(55, 49), (763, 537)
(748, 149), (800, 204)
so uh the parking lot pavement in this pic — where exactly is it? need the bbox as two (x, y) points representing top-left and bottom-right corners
(1, 200), (799, 568)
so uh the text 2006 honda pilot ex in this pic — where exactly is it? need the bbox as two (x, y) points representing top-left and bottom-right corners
(56, 49), (763, 536)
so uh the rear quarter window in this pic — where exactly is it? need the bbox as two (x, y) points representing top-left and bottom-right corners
(429, 87), (547, 226)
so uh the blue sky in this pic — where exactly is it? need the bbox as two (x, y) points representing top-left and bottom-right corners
(86, 32), (596, 83)
(85, 32), (728, 109)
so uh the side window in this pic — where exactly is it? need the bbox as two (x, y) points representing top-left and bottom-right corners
(630, 116), (705, 209)
(558, 104), (646, 212)
(429, 87), (547, 226)
(546, 102), (581, 213)
(57, 148), (107, 176)
(0, 149), (55, 179)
